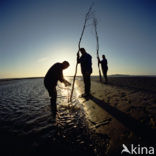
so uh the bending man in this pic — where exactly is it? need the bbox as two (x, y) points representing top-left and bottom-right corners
(44, 61), (71, 113)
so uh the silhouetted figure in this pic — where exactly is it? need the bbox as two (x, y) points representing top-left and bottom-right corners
(98, 55), (108, 83)
(44, 61), (71, 115)
(77, 48), (92, 97)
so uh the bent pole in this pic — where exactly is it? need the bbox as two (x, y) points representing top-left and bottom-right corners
(69, 4), (94, 102)
(93, 18), (102, 82)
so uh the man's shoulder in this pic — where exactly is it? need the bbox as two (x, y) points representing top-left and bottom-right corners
(49, 62), (62, 70)
(53, 62), (62, 67)
(85, 53), (92, 58)
(53, 62), (61, 66)
(101, 59), (107, 64)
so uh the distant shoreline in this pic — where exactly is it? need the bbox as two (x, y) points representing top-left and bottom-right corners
(0, 77), (43, 81)
(0, 74), (156, 81)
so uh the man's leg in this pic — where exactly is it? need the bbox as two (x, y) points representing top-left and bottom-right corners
(44, 81), (57, 115)
(86, 75), (91, 95)
(103, 69), (108, 83)
(49, 86), (57, 112)
(83, 74), (91, 96)
(83, 75), (86, 95)
(104, 69), (108, 83)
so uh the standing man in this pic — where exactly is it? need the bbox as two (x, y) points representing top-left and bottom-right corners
(77, 48), (92, 98)
(44, 61), (71, 113)
(98, 55), (108, 83)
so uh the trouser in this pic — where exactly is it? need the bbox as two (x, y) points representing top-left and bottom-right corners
(102, 68), (108, 82)
(50, 87), (57, 112)
(44, 81), (57, 111)
(83, 73), (91, 95)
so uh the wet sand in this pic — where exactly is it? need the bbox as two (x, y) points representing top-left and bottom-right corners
(0, 76), (155, 156)
(75, 76), (156, 155)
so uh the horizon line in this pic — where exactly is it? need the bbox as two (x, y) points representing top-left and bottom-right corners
(1, 74), (156, 80)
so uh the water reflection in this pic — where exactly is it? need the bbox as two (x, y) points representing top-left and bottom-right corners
(0, 78), (96, 155)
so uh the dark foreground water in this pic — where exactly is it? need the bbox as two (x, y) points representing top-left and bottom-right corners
(0, 78), (96, 156)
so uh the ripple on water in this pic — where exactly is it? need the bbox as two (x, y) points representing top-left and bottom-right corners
(0, 78), (96, 156)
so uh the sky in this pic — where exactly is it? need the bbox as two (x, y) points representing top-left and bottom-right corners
(0, 0), (156, 78)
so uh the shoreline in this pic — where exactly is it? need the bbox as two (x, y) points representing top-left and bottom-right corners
(1, 74), (156, 80)
(75, 77), (156, 155)
(0, 76), (155, 155)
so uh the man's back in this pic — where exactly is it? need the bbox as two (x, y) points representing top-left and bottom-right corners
(44, 63), (63, 85)
(101, 58), (108, 70)
(79, 53), (92, 74)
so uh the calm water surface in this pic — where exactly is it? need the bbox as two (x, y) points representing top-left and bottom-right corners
(0, 78), (95, 156)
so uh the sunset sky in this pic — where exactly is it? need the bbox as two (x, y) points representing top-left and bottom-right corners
(0, 0), (156, 78)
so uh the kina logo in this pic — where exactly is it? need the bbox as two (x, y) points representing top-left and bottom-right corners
(121, 144), (155, 155)
(121, 144), (131, 154)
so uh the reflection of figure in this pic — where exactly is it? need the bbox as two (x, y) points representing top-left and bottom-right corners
(77, 48), (92, 97)
(44, 61), (71, 114)
(98, 55), (108, 83)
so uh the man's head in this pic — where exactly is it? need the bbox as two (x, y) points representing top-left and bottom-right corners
(102, 55), (105, 59)
(62, 61), (70, 69)
(80, 48), (86, 55)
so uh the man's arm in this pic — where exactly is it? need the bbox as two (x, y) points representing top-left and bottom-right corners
(97, 56), (101, 63)
(59, 70), (71, 86)
(77, 52), (81, 63)
(63, 79), (71, 87)
(106, 59), (108, 65)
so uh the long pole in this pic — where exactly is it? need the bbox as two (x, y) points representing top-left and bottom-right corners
(70, 4), (94, 102)
(93, 18), (102, 82)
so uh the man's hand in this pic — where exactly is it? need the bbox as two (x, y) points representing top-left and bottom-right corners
(64, 81), (71, 87)
(97, 56), (100, 62)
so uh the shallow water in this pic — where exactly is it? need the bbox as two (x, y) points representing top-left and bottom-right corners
(0, 78), (95, 156)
